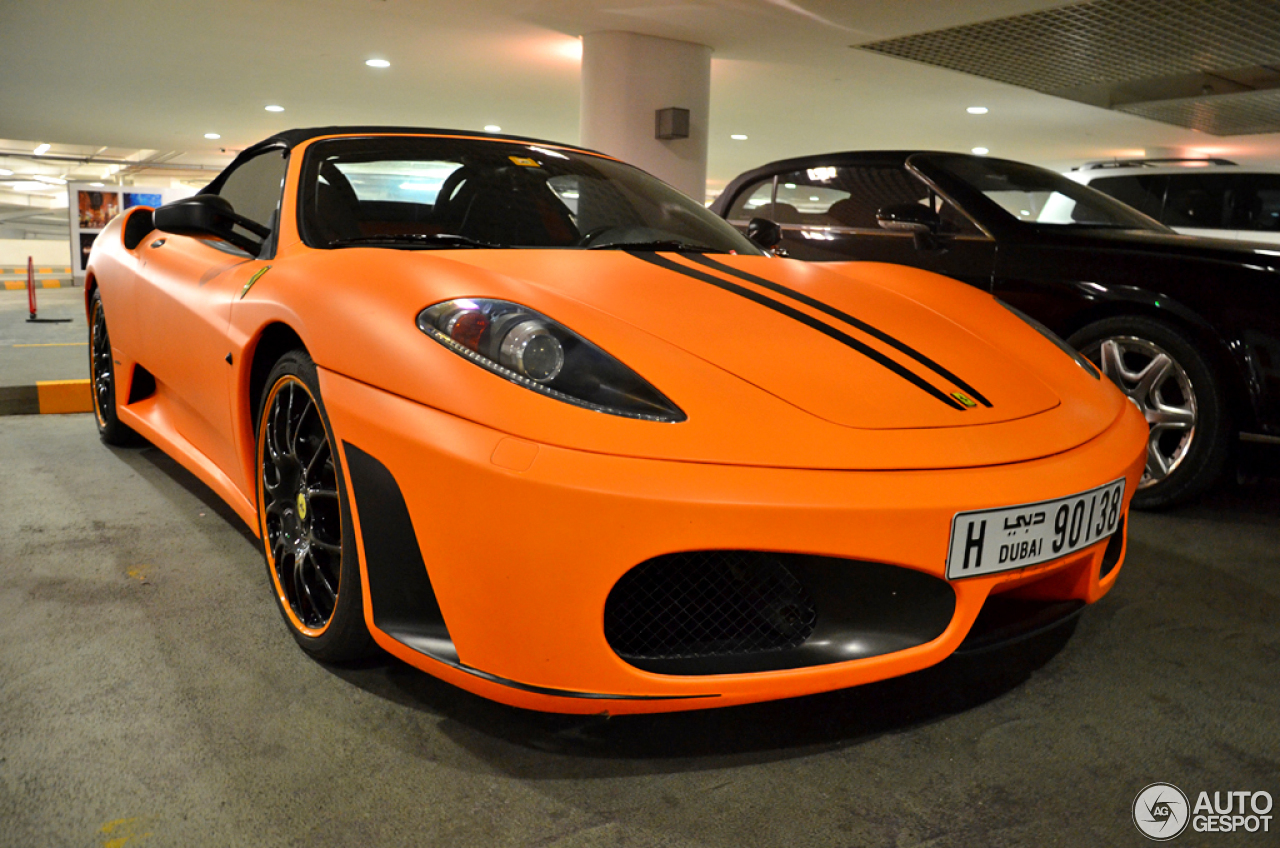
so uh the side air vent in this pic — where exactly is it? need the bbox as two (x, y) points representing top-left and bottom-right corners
(127, 364), (156, 403)
(122, 207), (156, 251)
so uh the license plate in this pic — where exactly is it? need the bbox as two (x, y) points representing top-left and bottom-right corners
(946, 478), (1126, 580)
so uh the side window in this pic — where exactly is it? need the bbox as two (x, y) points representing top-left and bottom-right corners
(215, 148), (289, 243)
(725, 179), (775, 223)
(1162, 174), (1232, 229)
(1087, 175), (1166, 220)
(1231, 174), (1280, 233)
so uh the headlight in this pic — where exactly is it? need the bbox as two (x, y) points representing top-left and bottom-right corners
(417, 298), (686, 422)
(997, 300), (1101, 380)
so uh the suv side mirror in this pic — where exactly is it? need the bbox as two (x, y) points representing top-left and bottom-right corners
(877, 203), (942, 251)
(154, 194), (266, 255)
(746, 216), (783, 249)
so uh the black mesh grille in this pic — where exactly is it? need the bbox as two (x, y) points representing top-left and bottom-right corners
(604, 551), (818, 662)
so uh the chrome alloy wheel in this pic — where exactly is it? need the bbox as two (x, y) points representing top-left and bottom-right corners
(1084, 335), (1197, 489)
(259, 376), (344, 634)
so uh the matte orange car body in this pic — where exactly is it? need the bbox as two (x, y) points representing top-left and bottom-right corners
(85, 130), (1148, 714)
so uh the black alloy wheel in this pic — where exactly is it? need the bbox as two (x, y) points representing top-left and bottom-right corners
(88, 289), (138, 445)
(256, 350), (373, 661)
(1070, 316), (1229, 509)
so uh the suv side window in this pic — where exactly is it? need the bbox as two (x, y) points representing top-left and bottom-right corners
(1088, 175), (1166, 220)
(213, 148), (289, 254)
(1162, 174), (1232, 230)
(1231, 174), (1280, 234)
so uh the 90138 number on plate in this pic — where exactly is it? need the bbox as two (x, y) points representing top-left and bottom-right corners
(946, 479), (1126, 580)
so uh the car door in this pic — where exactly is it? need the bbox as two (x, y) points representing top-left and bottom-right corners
(136, 147), (288, 479)
(723, 160), (997, 290)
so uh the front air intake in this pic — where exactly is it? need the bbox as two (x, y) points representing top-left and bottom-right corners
(605, 551), (818, 666)
(606, 551), (956, 675)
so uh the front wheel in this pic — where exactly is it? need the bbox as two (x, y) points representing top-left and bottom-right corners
(1069, 316), (1229, 509)
(256, 350), (373, 662)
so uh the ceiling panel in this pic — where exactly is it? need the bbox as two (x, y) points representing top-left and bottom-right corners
(858, 0), (1280, 134)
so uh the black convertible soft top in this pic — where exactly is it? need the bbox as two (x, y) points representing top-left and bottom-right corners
(203, 126), (601, 194)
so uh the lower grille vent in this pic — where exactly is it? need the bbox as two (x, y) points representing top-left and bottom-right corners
(604, 551), (817, 662)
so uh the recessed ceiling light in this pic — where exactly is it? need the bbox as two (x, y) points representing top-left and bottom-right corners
(33, 175), (66, 185)
(972, 147), (990, 155)
(33, 143), (50, 155)
(967, 106), (989, 115)
(484, 125), (501, 133)
(265, 105), (284, 112)
(90, 182), (105, 187)
(366, 58), (390, 68)
(10, 181), (49, 191)
(783, 183), (796, 189)
(730, 134), (748, 140)
(0, 169), (11, 176)
(204, 132), (221, 140)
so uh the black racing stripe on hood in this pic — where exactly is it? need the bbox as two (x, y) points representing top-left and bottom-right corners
(682, 253), (992, 408)
(629, 251), (965, 410)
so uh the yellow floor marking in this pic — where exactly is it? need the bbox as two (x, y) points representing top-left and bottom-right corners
(13, 342), (87, 347)
(36, 378), (92, 414)
(100, 817), (151, 847)
(3, 280), (71, 289)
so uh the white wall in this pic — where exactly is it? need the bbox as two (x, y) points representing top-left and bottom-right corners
(0, 238), (72, 266)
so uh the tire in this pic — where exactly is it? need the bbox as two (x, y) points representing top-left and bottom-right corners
(88, 289), (140, 446)
(1069, 316), (1230, 509)
(255, 350), (374, 662)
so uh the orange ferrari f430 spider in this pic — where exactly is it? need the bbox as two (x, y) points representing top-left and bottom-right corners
(86, 128), (1147, 713)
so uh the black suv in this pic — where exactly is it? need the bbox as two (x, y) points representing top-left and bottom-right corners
(711, 151), (1280, 508)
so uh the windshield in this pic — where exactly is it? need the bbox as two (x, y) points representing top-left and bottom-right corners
(298, 136), (761, 254)
(922, 154), (1169, 232)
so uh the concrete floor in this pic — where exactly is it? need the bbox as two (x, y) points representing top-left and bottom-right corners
(0, 287), (88, 386)
(1, 414), (1277, 847)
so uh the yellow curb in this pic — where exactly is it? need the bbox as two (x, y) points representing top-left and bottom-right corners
(37, 379), (93, 414)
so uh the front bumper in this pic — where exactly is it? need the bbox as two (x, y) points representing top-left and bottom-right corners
(320, 367), (1147, 714)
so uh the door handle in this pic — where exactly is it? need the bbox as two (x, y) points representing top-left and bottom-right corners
(149, 238), (166, 248)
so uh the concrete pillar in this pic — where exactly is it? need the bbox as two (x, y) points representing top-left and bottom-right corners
(580, 31), (712, 200)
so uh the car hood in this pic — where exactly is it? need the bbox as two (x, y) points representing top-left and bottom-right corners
(448, 251), (1060, 430)
(287, 248), (1128, 470)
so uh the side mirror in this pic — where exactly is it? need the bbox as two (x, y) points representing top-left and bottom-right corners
(154, 194), (265, 255)
(876, 203), (940, 234)
(877, 203), (942, 251)
(746, 216), (782, 249)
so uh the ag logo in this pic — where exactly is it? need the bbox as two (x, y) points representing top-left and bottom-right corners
(1134, 783), (1190, 841)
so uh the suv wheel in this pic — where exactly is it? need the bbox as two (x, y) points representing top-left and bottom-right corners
(1069, 317), (1229, 509)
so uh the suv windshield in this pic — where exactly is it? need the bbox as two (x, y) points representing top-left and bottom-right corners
(299, 136), (760, 254)
(921, 154), (1169, 232)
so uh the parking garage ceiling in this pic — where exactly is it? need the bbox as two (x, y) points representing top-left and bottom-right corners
(2, 0), (1280, 238)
